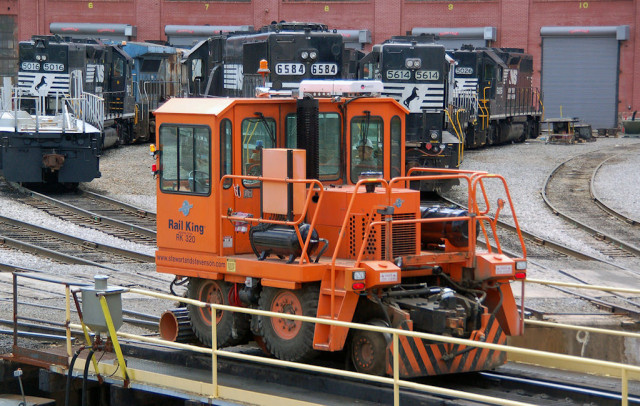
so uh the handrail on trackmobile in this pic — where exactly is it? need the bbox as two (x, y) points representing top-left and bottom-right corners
(220, 169), (527, 267)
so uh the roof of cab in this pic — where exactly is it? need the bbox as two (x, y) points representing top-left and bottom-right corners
(154, 95), (409, 117)
(154, 98), (237, 116)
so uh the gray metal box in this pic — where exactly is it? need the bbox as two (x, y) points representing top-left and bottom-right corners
(81, 275), (125, 334)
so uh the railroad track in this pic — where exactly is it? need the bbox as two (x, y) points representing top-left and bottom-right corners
(435, 195), (640, 319)
(8, 335), (638, 406)
(0, 214), (154, 268)
(542, 144), (640, 268)
(7, 182), (156, 246)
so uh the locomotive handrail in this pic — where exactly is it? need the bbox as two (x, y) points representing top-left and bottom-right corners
(9, 90), (103, 133)
(218, 174), (325, 265)
(470, 173), (527, 258)
(443, 106), (465, 165)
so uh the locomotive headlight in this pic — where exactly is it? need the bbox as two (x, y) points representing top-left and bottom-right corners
(36, 55), (41, 61)
(405, 58), (421, 69)
(309, 51), (317, 60)
(352, 270), (366, 280)
(515, 260), (527, 270)
(301, 51), (309, 60)
(430, 130), (439, 140)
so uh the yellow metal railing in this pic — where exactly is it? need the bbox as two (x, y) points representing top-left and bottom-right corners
(66, 285), (640, 406)
(9, 272), (640, 406)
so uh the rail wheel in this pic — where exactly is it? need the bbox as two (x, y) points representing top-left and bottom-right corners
(487, 124), (499, 145)
(187, 278), (249, 348)
(258, 284), (319, 362)
(350, 319), (391, 376)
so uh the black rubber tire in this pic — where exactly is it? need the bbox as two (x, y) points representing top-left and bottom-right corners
(187, 278), (250, 348)
(350, 319), (390, 376)
(258, 284), (319, 362)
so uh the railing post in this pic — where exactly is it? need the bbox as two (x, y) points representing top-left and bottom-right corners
(622, 368), (628, 406)
(65, 285), (72, 359)
(393, 333), (399, 406)
(12, 272), (18, 348)
(211, 304), (218, 399)
(98, 295), (130, 385)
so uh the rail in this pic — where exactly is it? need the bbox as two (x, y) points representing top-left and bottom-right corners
(7, 270), (640, 405)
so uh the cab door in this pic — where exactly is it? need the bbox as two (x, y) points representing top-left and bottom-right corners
(156, 120), (216, 266)
(225, 102), (283, 255)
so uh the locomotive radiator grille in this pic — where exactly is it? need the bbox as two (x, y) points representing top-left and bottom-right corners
(348, 213), (380, 260)
(381, 213), (417, 257)
(348, 212), (417, 259)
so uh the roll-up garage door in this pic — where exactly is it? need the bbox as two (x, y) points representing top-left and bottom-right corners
(541, 26), (629, 130)
(411, 27), (496, 50)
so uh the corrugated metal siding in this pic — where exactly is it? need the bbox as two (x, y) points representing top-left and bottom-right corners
(0, 16), (17, 80)
(542, 36), (619, 129)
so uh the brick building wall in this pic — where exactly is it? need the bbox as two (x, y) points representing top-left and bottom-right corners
(1, 0), (638, 112)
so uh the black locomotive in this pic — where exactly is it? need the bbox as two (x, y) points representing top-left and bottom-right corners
(1, 35), (183, 185)
(184, 22), (359, 98)
(357, 35), (464, 190)
(2, 26), (543, 188)
(449, 45), (542, 148)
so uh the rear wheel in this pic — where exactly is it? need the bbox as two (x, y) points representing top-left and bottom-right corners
(187, 278), (250, 347)
(258, 284), (319, 362)
(350, 319), (391, 376)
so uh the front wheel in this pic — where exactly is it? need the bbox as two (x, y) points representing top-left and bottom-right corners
(258, 284), (319, 362)
(187, 278), (250, 347)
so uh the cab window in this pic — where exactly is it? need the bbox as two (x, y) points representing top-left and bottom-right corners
(285, 112), (340, 180)
(391, 116), (402, 178)
(220, 119), (233, 179)
(113, 58), (124, 77)
(191, 58), (203, 82)
(242, 116), (276, 187)
(350, 115), (383, 183)
(159, 124), (211, 194)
